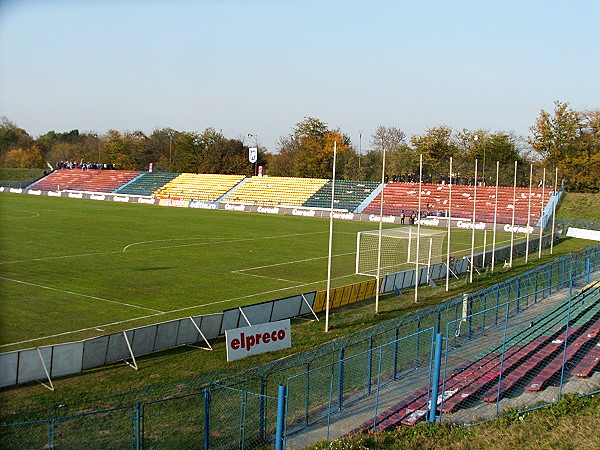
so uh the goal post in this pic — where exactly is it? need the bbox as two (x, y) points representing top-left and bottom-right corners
(356, 226), (447, 277)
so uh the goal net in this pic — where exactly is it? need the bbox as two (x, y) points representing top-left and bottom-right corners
(356, 226), (446, 276)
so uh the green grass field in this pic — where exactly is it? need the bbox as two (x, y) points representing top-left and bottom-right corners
(0, 192), (522, 351)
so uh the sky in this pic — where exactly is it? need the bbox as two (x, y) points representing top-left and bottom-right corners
(0, 0), (598, 152)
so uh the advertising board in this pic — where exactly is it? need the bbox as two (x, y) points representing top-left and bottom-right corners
(225, 319), (291, 362)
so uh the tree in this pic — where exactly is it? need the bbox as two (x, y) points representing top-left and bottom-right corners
(267, 136), (297, 177)
(274, 117), (348, 179)
(561, 109), (600, 192)
(3, 146), (44, 168)
(0, 117), (32, 163)
(410, 126), (457, 182)
(101, 130), (145, 170)
(481, 132), (529, 186)
(529, 102), (599, 192)
(370, 126), (410, 181)
(529, 101), (580, 166)
(203, 137), (250, 175)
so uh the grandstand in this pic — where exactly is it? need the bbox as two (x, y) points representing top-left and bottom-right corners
(303, 179), (380, 212)
(24, 170), (558, 226)
(115, 171), (180, 196)
(152, 173), (246, 201)
(30, 169), (142, 193)
(225, 175), (329, 206)
(361, 182), (550, 225)
(347, 281), (600, 434)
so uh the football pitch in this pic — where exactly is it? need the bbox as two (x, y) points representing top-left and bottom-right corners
(0, 192), (523, 351)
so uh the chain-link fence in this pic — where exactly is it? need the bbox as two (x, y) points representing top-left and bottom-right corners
(2, 243), (599, 449)
(281, 248), (599, 448)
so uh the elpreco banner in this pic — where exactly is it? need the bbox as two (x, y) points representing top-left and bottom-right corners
(225, 319), (291, 362)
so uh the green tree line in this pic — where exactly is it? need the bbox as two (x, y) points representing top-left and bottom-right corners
(1, 101), (598, 191)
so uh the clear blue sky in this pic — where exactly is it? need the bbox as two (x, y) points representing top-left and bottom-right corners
(1, 0), (598, 151)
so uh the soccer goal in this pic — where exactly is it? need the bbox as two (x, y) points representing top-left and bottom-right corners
(356, 226), (447, 276)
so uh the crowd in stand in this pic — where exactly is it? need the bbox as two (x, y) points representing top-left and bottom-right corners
(387, 173), (489, 185)
(55, 161), (115, 170)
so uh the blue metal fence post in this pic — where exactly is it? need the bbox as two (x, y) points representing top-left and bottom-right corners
(50, 419), (56, 450)
(586, 258), (591, 284)
(135, 402), (141, 450)
(204, 388), (211, 450)
(494, 285), (500, 325)
(429, 332), (444, 423)
(467, 295), (473, 339)
(516, 277), (521, 312)
(338, 347), (345, 410)
(259, 374), (266, 440)
(367, 336), (373, 395)
(415, 319), (421, 367)
(569, 261), (574, 296)
(482, 292), (487, 332)
(275, 385), (287, 450)
(48, 419), (53, 450)
(304, 361), (310, 426)
(534, 270), (538, 303)
(393, 327), (399, 380)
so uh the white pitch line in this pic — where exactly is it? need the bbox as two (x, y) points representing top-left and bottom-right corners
(122, 231), (328, 252)
(0, 249), (125, 265)
(0, 272), (358, 349)
(0, 210), (40, 220)
(0, 232), (328, 265)
(0, 277), (164, 313)
(233, 272), (302, 283)
(0, 234), (526, 349)
(232, 251), (356, 273)
(122, 237), (225, 251)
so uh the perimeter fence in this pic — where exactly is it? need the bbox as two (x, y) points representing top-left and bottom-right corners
(1, 243), (599, 449)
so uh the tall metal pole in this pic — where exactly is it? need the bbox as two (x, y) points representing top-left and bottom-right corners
(538, 168), (546, 259)
(358, 131), (362, 175)
(375, 143), (387, 313)
(469, 159), (478, 283)
(491, 161), (500, 271)
(325, 141), (337, 332)
(248, 133), (259, 176)
(525, 164), (533, 263)
(168, 133), (172, 172)
(445, 157), (453, 291)
(509, 161), (518, 268)
(414, 154), (423, 303)
(551, 167), (558, 254)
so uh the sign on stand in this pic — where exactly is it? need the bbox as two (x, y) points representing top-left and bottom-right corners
(226, 319), (291, 362)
